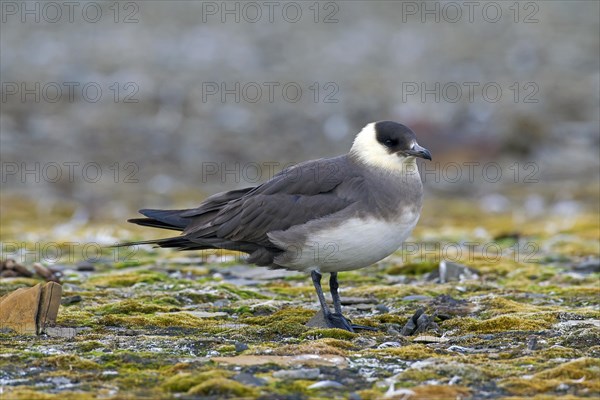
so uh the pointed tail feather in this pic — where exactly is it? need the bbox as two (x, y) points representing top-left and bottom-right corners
(127, 208), (191, 231)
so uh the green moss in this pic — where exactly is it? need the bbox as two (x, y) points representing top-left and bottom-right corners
(374, 344), (440, 360)
(495, 358), (600, 395)
(188, 378), (257, 397)
(162, 370), (234, 392)
(386, 260), (438, 275)
(95, 299), (179, 315)
(98, 312), (226, 332)
(37, 354), (101, 370)
(537, 346), (582, 359)
(77, 340), (104, 352)
(85, 270), (169, 288)
(56, 309), (95, 327)
(112, 260), (149, 269)
(147, 295), (183, 307)
(216, 344), (237, 353)
(396, 368), (441, 383)
(535, 357), (600, 380)
(500, 378), (570, 396)
(242, 307), (314, 338)
(270, 341), (347, 356)
(218, 283), (271, 300)
(346, 284), (437, 299)
(444, 315), (552, 333)
(271, 379), (314, 396)
(0, 389), (97, 400)
(485, 297), (550, 315)
(268, 285), (315, 298)
(411, 385), (471, 399)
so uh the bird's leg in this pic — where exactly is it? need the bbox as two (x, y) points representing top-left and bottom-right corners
(311, 270), (331, 315)
(329, 272), (343, 314)
(311, 270), (353, 332)
(328, 272), (377, 332)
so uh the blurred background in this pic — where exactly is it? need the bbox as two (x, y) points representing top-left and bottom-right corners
(1, 0), (599, 242)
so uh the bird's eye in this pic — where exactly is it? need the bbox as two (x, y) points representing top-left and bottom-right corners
(384, 139), (395, 147)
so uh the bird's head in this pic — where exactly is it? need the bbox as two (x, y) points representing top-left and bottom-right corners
(350, 121), (432, 172)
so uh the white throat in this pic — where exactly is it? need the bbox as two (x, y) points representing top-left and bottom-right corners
(350, 122), (419, 174)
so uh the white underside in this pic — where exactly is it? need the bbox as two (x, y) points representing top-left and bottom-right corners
(274, 210), (419, 273)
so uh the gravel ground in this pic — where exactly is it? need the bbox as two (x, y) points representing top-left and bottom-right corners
(1, 195), (598, 399)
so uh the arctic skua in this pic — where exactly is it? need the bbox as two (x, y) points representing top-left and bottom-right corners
(126, 121), (432, 332)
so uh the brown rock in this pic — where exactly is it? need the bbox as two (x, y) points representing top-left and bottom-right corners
(0, 282), (62, 334)
(38, 281), (62, 332)
(1, 259), (16, 271)
(33, 263), (60, 282)
(13, 263), (34, 277)
(0, 259), (33, 277)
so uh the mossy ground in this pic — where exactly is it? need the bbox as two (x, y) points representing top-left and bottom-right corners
(1, 196), (598, 399)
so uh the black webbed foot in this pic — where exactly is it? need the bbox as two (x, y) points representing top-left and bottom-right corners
(325, 313), (378, 332)
(325, 312), (354, 331)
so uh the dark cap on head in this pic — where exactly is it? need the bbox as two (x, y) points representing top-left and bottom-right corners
(374, 121), (432, 160)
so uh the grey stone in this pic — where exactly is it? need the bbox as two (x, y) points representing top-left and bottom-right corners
(308, 380), (344, 389)
(427, 261), (479, 283)
(76, 263), (95, 271)
(375, 304), (390, 313)
(401, 308), (440, 336)
(235, 342), (249, 352)
(572, 258), (600, 273)
(273, 368), (320, 380)
(402, 295), (432, 302)
(45, 327), (77, 338)
(61, 295), (82, 305)
(233, 372), (266, 386)
(223, 278), (260, 286)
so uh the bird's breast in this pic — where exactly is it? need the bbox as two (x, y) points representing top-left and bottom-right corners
(274, 211), (420, 273)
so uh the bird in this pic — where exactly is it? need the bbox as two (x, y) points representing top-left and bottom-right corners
(125, 121), (431, 332)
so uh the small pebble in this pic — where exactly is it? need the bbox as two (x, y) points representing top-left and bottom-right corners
(33, 263), (60, 282)
(235, 342), (249, 352)
(413, 335), (448, 343)
(402, 295), (431, 302)
(308, 380), (344, 390)
(449, 376), (461, 385)
(375, 304), (390, 313)
(76, 263), (96, 272)
(527, 337), (538, 350)
(61, 295), (82, 305)
(377, 342), (403, 349)
(273, 368), (320, 380)
(233, 372), (266, 386)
